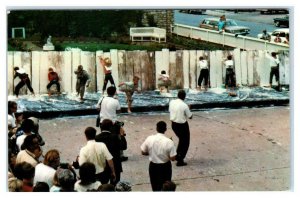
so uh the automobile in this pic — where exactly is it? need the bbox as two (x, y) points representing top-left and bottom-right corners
(259, 9), (289, 14)
(273, 15), (289, 27)
(257, 28), (289, 44)
(179, 9), (206, 15)
(199, 18), (250, 35)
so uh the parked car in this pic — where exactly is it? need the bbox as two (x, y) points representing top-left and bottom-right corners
(257, 28), (289, 44)
(199, 18), (250, 35)
(259, 9), (289, 14)
(273, 15), (289, 27)
(179, 9), (206, 15)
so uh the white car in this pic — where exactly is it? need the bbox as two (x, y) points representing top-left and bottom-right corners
(257, 28), (289, 44)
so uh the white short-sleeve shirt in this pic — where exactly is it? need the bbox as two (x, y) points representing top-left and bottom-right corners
(225, 60), (234, 69)
(141, 133), (177, 164)
(169, 99), (193, 124)
(79, 140), (113, 174)
(34, 163), (56, 188)
(8, 114), (16, 128)
(266, 53), (280, 68)
(198, 60), (208, 70)
(97, 96), (121, 123)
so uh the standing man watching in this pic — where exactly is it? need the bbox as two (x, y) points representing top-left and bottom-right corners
(169, 90), (192, 166)
(141, 121), (177, 191)
(96, 86), (128, 161)
(79, 127), (116, 184)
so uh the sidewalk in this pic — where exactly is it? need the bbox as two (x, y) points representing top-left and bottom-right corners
(9, 87), (289, 118)
(39, 106), (290, 191)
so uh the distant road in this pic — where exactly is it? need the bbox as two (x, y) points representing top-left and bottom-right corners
(174, 10), (288, 38)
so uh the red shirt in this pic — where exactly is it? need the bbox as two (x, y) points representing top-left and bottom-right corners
(48, 71), (58, 81)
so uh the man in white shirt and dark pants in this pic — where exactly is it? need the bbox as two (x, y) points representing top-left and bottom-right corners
(266, 52), (280, 89)
(224, 55), (236, 90)
(79, 127), (116, 184)
(141, 121), (177, 191)
(169, 90), (193, 166)
(197, 56), (209, 91)
(96, 86), (128, 161)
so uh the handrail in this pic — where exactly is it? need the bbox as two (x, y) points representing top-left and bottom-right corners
(172, 23), (289, 51)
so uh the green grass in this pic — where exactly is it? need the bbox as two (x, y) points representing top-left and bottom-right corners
(56, 42), (164, 52)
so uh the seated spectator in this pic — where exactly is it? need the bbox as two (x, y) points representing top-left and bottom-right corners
(33, 182), (50, 192)
(14, 162), (35, 192)
(8, 176), (23, 192)
(34, 149), (60, 188)
(56, 168), (76, 192)
(74, 162), (101, 192)
(16, 119), (35, 151)
(50, 172), (61, 192)
(8, 101), (18, 136)
(162, 180), (177, 191)
(16, 134), (42, 167)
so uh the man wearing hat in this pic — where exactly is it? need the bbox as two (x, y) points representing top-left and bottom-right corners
(98, 56), (115, 95)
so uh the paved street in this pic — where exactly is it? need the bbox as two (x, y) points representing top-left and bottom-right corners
(39, 106), (290, 191)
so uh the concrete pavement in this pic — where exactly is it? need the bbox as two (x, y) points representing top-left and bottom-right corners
(39, 106), (290, 191)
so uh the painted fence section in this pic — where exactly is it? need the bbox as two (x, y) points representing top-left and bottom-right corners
(7, 49), (290, 95)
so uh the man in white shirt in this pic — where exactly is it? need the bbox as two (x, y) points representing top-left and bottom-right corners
(96, 86), (121, 124)
(266, 52), (280, 89)
(224, 55), (236, 90)
(79, 127), (116, 184)
(141, 121), (177, 191)
(169, 90), (193, 166)
(197, 56), (209, 91)
(96, 86), (128, 162)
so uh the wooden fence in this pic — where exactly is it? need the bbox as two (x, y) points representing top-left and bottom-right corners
(7, 49), (289, 95)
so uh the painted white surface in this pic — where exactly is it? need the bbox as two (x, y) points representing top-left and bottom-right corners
(155, 51), (163, 89)
(62, 51), (72, 93)
(72, 50), (81, 93)
(189, 50), (197, 89)
(110, 49), (119, 90)
(183, 50), (190, 89)
(7, 50), (290, 94)
(7, 52), (14, 95)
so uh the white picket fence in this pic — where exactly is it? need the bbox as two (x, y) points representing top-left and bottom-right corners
(7, 49), (289, 95)
(171, 23), (290, 51)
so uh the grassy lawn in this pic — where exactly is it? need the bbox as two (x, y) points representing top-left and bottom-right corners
(56, 42), (166, 52)
(8, 36), (234, 52)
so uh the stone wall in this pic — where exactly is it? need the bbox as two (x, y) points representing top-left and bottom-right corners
(142, 10), (174, 33)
